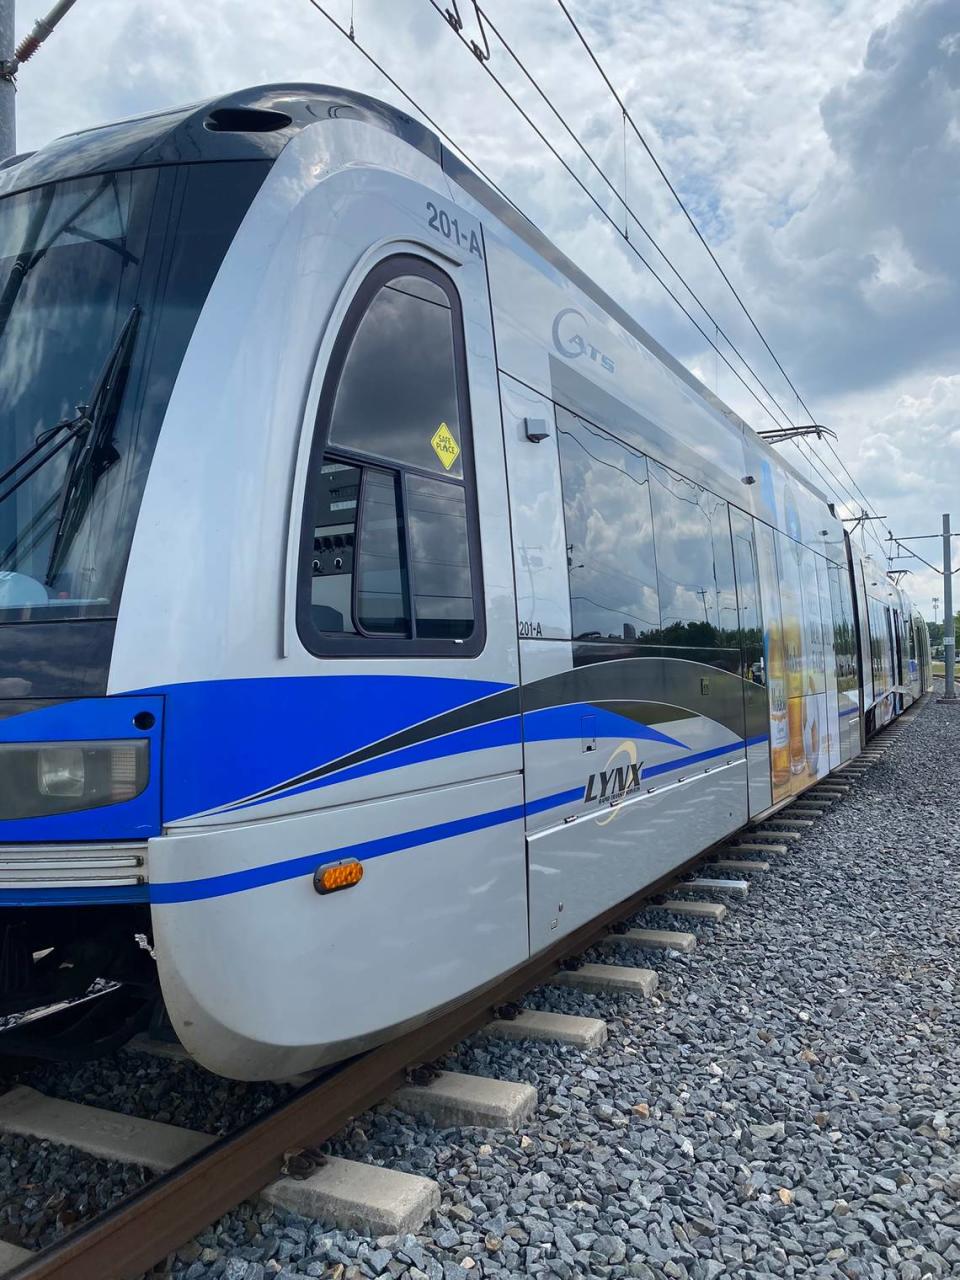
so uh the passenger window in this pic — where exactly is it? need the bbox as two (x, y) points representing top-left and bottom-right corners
(799, 547), (826, 693)
(647, 460), (738, 650)
(731, 526), (765, 685)
(298, 258), (482, 655)
(406, 474), (473, 639)
(327, 275), (462, 479)
(556, 410), (660, 642)
(356, 470), (407, 635)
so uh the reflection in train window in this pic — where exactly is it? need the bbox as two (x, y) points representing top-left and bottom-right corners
(327, 275), (462, 479)
(647, 460), (738, 649)
(298, 256), (483, 656)
(730, 512), (765, 685)
(799, 546), (826, 694)
(557, 411), (660, 643)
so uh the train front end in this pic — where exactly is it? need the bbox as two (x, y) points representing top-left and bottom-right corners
(0, 104), (272, 1055)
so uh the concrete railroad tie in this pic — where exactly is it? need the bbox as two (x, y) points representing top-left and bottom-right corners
(0, 1240), (32, 1277)
(391, 1071), (537, 1132)
(728, 841), (788, 855)
(597, 926), (697, 955)
(713, 857), (770, 872)
(751, 828), (803, 841)
(483, 1008), (606, 1049)
(678, 877), (749, 898)
(760, 817), (815, 827)
(0, 1087), (439, 1237)
(660, 898), (727, 922)
(553, 962), (659, 998)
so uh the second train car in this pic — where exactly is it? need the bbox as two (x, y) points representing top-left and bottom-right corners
(0, 85), (930, 1077)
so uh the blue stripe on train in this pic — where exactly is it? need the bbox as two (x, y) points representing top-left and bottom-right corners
(0, 736), (762, 907)
(220, 704), (688, 817)
(155, 675), (515, 822)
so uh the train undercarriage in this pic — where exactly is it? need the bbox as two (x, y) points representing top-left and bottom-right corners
(0, 906), (159, 1061)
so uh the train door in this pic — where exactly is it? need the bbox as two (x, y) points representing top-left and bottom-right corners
(891, 608), (905, 713)
(828, 562), (859, 761)
(501, 387), (748, 954)
(816, 555), (842, 771)
(149, 212), (530, 1075)
(885, 606), (898, 713)
(286, 246), (529, 1016)
(851, 552), (873, 738)
(754, 520), (790, 804)
(730, 508), (772, 815)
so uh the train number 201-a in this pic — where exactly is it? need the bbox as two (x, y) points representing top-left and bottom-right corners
(427, 202), (483, 259)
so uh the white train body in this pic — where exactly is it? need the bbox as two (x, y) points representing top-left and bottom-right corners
(0, 87), (930, 1077)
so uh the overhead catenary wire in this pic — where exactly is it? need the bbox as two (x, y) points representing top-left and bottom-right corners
(446, 1), (893, 562)
(306, 0), (892, 563)
(886, 533), (951, 578)
(552, 0), (894, 559)
(422, 0), (796, 434)
(302, 0), (523, 218)
(472, 1), (798, 429)
(553, 0), (812, 425)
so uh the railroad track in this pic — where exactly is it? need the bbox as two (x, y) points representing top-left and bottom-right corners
(0, 703), (926, 1280)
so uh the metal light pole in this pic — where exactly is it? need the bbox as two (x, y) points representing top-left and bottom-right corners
(943, 514), (956, 699)
(0, 0), (83, 160)
(0, 0), (14, 158)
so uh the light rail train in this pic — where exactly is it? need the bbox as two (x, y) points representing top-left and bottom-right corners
(0, 86), (931, 1078)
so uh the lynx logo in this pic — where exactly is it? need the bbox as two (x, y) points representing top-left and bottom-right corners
(584, 762), (643, 804)
(584, 740), (644, 826)
(552, 307), (615, 373)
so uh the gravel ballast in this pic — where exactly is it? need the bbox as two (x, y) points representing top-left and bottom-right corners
(2, 695), (958, 1279)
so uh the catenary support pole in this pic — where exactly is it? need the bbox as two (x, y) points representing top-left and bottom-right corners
(944, 513), (956, 699)
(0, 0), (83, 159)
(0, 0), (14, 159)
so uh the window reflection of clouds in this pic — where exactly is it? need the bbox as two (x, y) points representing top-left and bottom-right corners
(0, 165), (257, 618)
(356, 470), (407, 635)
(328, 279), (463, 480)
(406, 474), (472, 637)
(307, 264), (477, 646)
(799, 546), (827, 692)
(647, 460), (737, 647)
(557, 411), (660, 642)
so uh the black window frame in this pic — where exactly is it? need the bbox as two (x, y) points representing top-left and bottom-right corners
(296, 254), (486, 659)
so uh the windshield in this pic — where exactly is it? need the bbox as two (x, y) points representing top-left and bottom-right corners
(0, 161), (267, 622)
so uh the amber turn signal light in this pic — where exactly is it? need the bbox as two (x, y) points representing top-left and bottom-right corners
(314, 859), (364, 895)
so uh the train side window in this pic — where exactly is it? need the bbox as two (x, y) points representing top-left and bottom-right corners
(647, 460), (737, 651)
(731, 525), (765, 685)
(297, 256), (483, 657)
(556, 410), (660, 643)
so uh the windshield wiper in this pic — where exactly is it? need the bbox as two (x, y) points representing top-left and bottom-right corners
(45, 305), (141, 583)
(0, 306), (140, 511)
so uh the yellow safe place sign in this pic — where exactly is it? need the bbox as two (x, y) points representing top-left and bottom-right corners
(430, 422), (460, 471)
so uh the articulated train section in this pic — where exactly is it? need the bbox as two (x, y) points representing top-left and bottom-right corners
(0, 86), (933, 1082)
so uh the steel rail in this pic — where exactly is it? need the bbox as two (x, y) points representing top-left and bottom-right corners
(5, 849), (708, 1280)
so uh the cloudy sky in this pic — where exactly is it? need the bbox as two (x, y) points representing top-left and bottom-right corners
(11, 0), (959, 615)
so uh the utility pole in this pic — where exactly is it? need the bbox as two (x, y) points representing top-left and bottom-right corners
(0, 0), (82, 159)
(0, 0), (14, 158)
(943, 513), (956, 700)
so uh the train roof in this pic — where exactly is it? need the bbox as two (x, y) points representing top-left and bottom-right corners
(0, 82), (831, 512)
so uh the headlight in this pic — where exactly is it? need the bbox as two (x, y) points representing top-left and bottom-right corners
(0, 740), (149, 820)
(37, 746), (86, 797)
